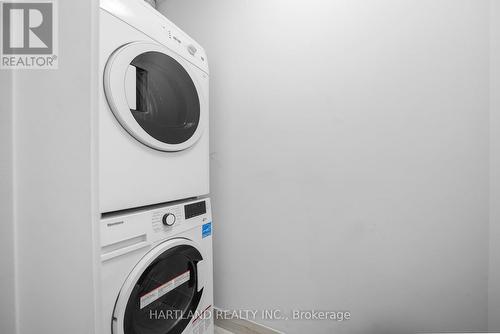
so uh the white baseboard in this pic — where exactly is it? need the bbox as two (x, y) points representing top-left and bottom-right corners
(214, 308), (284, 334)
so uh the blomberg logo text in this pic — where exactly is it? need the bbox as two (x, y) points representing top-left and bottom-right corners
(1, 0), (58, 69)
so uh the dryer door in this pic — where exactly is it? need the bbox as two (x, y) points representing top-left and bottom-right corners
(113, 238), (208, 334)
(104, 42), (205, 152)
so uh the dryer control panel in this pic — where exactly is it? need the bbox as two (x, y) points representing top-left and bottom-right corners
(101, 0), (209, 73)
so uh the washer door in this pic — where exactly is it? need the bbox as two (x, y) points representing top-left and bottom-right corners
(113, 239), (206, 334)
(104, 42), (204, 152)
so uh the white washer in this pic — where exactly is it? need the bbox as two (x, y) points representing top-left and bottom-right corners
(100, 198), (214, 334)
(100, 0), (210, 213)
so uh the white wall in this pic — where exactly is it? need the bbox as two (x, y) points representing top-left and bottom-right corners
(0, 67), (17, 334)
(489, 0), (500, 331)
(159, 1), (490, 333)
(3, 1), (101, 333)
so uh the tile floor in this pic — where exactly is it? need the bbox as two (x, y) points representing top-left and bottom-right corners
(215, 326), (234, 334)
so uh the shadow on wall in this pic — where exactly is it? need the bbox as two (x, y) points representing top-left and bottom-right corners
(144, 0), (156, 8)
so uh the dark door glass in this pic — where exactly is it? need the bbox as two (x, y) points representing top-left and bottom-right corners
(122, 245), (204, 334)
(130, 52), (200, 145)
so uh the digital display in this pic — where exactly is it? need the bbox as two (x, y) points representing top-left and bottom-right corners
(184, 201), (206, 219)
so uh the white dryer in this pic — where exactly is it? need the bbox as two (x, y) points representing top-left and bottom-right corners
(100, 0), (209, 213)
(100, 198), (214, 334)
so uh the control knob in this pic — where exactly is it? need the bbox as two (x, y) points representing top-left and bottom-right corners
(162, 213), (176, 226)
(187, 44), (197, 56)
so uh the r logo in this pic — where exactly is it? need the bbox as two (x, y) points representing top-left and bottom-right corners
(2, 2), (53, 54)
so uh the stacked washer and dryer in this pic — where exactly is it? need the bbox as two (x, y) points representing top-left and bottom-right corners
(99, 1), (213, 334)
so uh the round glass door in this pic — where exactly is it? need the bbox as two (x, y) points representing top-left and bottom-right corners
(119, 244), (204, 334)
(129, 52), (200, 145)
(104, 42), (205, 152)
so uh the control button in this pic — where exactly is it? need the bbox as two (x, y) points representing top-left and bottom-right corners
(162, 213), (176, 226)
(187, 44), (197, 56)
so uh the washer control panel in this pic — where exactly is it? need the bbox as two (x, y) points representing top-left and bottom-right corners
(150, 199), (210, 240)
(100, 198), (211, 261)
(184, 200), (207, 219)
(152, 205), (182, 233)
